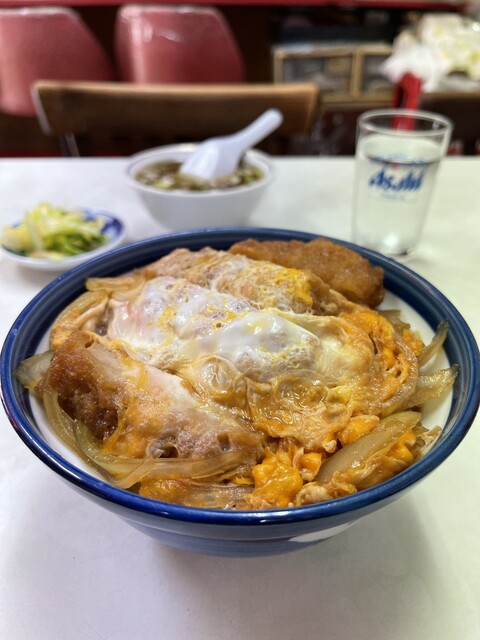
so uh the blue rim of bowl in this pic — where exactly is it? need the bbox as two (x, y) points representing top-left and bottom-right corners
(0, 208), (126, 267)
(1, 226), (479, 526)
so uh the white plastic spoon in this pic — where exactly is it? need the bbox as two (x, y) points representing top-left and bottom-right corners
(180, 108), (284, 181)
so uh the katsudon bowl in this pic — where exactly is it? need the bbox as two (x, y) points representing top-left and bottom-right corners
(1, 228), (479, 557)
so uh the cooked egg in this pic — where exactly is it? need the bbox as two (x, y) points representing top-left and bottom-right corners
(104, 275), (416, 452)
(107, 276), (371, 384)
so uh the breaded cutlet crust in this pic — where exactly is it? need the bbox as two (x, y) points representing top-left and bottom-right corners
(229, 238), (384, 308)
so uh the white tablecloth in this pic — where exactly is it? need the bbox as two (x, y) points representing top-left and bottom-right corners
(1, 157), (479, 640)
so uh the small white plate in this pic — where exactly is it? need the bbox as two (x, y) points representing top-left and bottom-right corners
(0, 209), (127, 272)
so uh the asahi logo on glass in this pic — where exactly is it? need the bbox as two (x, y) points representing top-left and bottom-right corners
(368, 165), (425, 194)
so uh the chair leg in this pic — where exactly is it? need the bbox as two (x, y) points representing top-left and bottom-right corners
(59, 133), (80, 157)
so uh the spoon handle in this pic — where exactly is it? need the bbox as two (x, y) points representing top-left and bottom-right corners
(229, 109), (284, 149)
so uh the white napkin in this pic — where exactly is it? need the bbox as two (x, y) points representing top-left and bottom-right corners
(381, 13), (480, 90)
(381, 43), (448, 91)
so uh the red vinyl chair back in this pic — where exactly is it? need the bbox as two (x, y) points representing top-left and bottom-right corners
(0, 7), (115, 117)
(115, 5), (246, 84)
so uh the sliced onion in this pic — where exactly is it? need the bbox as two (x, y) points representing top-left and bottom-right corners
(186, 483), (251, 509)
(402, 365), (459, 409)
(417, 322), (448, 367)
(15, 351), (53, 390)
(378, 335), (419, 416)
(380, 309), (407, 331)
(142, 482), (252, 509)
(42, 388), (78, 451)
(42, 388), (246, 487)
(114, 451), (247, 488)
(316, 411), (421, 483)
(72, 417), (245, 487)
(50, 290), (107, 349)
(86, 274), (145, 301)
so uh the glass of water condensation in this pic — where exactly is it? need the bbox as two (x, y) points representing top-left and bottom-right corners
(352, 109), (452, 257)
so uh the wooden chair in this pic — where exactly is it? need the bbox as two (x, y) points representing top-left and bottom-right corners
(418, 92), (480, 155)
(33, 80), (321, 156)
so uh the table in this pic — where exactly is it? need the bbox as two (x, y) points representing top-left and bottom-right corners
(1, 157), (479, 640)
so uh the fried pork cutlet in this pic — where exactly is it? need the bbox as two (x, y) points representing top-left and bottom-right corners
(229, 238), (384, 308)
(140, 246), (358, 316)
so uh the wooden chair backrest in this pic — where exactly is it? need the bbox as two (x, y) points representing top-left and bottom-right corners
(33, 80), (321, 156)
(419, 91), (480, 155)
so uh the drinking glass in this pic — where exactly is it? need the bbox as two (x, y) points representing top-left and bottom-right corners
(352, 109), (452, 257)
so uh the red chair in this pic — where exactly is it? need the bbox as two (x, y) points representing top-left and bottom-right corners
(0, 7), (115, 117)
(115, 5), (246, 84)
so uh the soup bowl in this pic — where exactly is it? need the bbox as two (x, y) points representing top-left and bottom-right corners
(1, 228), (479, 557)
(124, 145), (276, 230)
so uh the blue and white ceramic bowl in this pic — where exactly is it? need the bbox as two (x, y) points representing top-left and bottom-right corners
(0, 208), (126, 272)
(1, 228), (479, 557)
